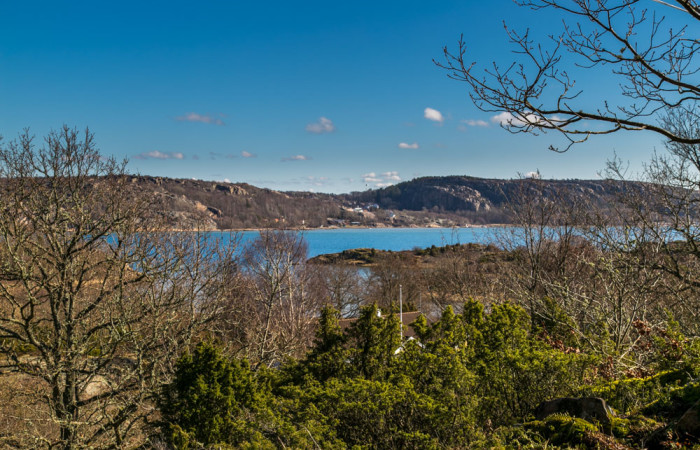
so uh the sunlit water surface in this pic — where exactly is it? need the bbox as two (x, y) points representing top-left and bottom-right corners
(222, 227), (503, 258)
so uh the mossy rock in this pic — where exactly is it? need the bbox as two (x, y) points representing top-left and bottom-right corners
(524, 414), (598, 446)
(610, 415), (663, 445)
(676, 400), (700, 440)
(611, 417), (632, 439)
(585, 370), (690, 415)
(643, 382), (700, 420)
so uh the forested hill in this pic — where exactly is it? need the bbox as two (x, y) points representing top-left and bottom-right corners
(126, 175), (636, 230)
(342, 176), (631, 214)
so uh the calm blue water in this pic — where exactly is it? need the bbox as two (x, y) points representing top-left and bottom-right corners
(230, 227), (500, 258)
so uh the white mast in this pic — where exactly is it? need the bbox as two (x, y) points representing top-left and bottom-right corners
(399, 284), (403, 341)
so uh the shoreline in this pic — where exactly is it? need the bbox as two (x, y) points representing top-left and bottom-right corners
(215, 224), (515, 232)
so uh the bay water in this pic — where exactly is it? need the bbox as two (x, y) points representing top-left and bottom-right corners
(231, 227), (501, 258)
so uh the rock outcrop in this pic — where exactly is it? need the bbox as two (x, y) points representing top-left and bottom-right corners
(677, 400), (700, 438)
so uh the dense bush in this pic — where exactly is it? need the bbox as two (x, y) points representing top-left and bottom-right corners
(158, 302), (602, 448)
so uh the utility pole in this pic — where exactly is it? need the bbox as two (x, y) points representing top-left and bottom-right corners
(399, 284), (403, 341)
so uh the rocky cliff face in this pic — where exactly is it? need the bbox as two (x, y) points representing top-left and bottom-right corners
(344, 176), (633, 214)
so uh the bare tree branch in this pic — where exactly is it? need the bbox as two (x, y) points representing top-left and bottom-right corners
(437, 0), (700, 151)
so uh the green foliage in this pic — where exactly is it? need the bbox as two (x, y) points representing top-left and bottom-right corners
(463, 301), (590, 425)
(585, 369), (690, 415)
(159, 301), (680, 449)
(344, 305), (401, 380)
(643, 381), (700, 420)
(533, 296), (581, 349)
(313, 377), (441, 448)
(158, 342), (273, 448)
(610, 416), (631, 438)
(304, 306), (349, 381)
(524, 413), (598, 447)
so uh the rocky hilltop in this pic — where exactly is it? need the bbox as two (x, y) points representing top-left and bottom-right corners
(343, 176), (631, 214)
(125, 176), (339, 230)
(122, 175), (637, 230)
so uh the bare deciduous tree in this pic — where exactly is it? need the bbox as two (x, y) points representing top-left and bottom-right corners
(310, 264), (367, 318)
(0, 127), (234, 448)
(604, 109), (700, 334)
(238, 230), (322, 368)
(438, 0), (699, 151)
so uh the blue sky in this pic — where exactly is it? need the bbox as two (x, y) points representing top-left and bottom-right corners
(0, 0), (675, 193)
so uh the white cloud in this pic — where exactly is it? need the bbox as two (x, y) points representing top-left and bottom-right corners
(492, 112), (526, 126)
(461, 119), (489, 127)
(398, 142), (419, 149)
(282, 154), (310, 162)
(241, 151), (256, 158)
(362, 171), (401, 187)
(491, 111), (564, 127)
(305, 117), (335, 134)
(424, 107), (444, 123)
(362, 172), (381, 183)
(525, 171), (541, 179)
(381, 171), (401, 181)
(175, 112), (225, 126)
(133, 150), (185, 160)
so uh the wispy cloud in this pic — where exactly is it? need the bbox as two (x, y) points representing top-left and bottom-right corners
(305, 176), (331, 187)
(362, 172), (380, 183)
(461, 119), (489, 128)
(382, 171), (401, 181)
(362, 171), (401, 187)
(208, 152), (237, 160)
(398, 142), (419, 149)
(175, 112), (225, 126)
(492, 112), (529, 126)
(282, 154), (310, 162)
(133, 150), (185, 160)
(305, 117), (335, 134)
(241, 151), (257, 158)
(424, 107), (444, 124)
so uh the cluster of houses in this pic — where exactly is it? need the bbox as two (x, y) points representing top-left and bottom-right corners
(325, 203), (396, 227)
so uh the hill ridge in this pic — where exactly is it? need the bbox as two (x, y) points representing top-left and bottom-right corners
(114, 174), (635, 229)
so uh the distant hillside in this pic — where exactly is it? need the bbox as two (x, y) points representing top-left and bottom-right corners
(123, 175), (638, 230)
(342, 176), (632, 214)
(125, 176), (341, 230)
